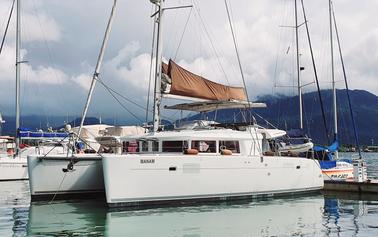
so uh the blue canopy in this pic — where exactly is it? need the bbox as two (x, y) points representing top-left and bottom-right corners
(313, 140), (339, 161)
(18, 127), (31, 132)
(319, 160), (337, 169)
(313, 140), (339, 153)
(18, 130), (68, 139)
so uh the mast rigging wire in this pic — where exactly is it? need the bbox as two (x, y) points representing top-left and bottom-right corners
(96, 76), (144, 123)
(300, 0), (330, 144)
(173, 7), (193, 60)
(224, 0), (262, 156)
(331, 2), (362, 159)
(224, 0), (249, 103)
(96, 77), (175, 123)
(192, 0), (230, 85)
(0, 0), (15, 56)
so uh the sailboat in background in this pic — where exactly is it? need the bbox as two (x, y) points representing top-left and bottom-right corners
(0, 0), (69, 181)
(275, 0), (314, 156)
(276, 0), (354, 180)
(312, 0), (354, 181)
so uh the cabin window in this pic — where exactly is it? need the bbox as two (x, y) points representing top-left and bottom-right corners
(141, 141), (149, 152)
(192, 140), (216, 153)
(219, 140), (240, 153)
(124, 141), (139, 153)
(162, 141), (188, 152)
(152, 141), (159, 152)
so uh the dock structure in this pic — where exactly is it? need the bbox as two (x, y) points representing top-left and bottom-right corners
(323, 159), (378, 193)
(324, 180), (378, 193)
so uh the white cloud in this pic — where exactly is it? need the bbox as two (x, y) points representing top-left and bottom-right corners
(21, 11), (61, 42)
(23, 65), (68, 85)
(71, 73), (92, 91)
(105, 41), (151, 91)
(0, 45), (68, 85)
(1, 0), (378, 119)
(0, 0), (61, 43)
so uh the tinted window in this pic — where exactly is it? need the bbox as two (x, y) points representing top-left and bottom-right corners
(123, 141), (139, 153)
(152, 141), (159, 152)
(141, 141), (148, 152)
(192, 140), (216, 153)
(162, 141), (188, 152)
(219, 141), (240, 153)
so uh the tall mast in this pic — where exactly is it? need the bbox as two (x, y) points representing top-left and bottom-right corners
(15, 0), (21, 156)
(329, 0), (338, 158)
(77, 0), (118, 138)
(152, 0), (164, 132)
(295, 0), (303, 129)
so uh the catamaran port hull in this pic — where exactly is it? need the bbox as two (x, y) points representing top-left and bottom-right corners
(27, 155), (105, 200)
(102, 155), (324, 207)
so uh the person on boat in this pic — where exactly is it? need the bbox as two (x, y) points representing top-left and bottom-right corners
(75, 141), (85, 154)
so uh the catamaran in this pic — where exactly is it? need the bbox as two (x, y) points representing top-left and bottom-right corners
(100, 56), (323, 207)
(102, 0), (322, 207)
(28, 0), (323, 204)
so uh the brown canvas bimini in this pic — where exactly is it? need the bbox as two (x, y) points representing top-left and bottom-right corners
(162, 60), (247, 101)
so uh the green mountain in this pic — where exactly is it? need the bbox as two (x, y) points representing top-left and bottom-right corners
(185, 89), (377, 146)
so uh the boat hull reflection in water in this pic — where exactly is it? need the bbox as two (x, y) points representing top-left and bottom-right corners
(26, 196), (323, 236)
(27, 201), (106, 235)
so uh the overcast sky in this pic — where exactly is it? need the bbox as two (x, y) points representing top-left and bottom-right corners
(0, 0), (377, 124)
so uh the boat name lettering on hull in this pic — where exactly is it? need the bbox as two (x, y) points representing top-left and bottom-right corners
(329, 174), (348, 179)
(140, 159), (155, 164)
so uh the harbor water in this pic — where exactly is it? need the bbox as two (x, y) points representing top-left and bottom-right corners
(1, 153), (378, 236)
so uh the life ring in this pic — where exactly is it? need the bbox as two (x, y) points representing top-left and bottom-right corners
(221, 149), (232, 155)
(184, 148), (199, 155)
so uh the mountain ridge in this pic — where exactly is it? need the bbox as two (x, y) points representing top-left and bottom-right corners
(1, 89), (377, 145)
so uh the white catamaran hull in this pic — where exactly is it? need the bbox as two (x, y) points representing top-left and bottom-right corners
(0, 157), (28, 181)
(27, 155), (104, 200)
(102, 155), (324, 207)
(0, 146), (68, 181)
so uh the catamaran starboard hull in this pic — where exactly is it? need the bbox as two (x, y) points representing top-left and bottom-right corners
(102, 155), (324, 207)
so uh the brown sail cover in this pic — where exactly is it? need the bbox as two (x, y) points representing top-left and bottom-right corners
(162, 60), (247, 101)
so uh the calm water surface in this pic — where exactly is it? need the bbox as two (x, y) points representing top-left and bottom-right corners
(1, 153), (378, 237)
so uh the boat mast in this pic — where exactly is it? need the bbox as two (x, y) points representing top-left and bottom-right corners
(15, 0), (21, 156)
(295, 0), (303, 129)
(151, 0), (164, 132)
(329, 0), (338, 158)
(77, 0), (118, 138)
(331, 2), (362, 159)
